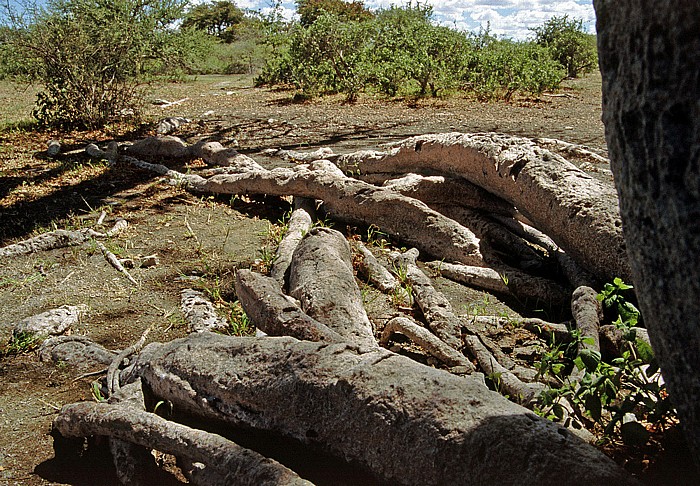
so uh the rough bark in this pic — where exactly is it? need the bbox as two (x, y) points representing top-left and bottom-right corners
(130, 333), (635, 486)
(39, 335), (116, 369)
(180, 289), (229, 333)
(288, 227), (376, 349)
(430, 205), (545, 269)
(123, 155), (484, 267)
(599, 325), (652, 361)
(465, 316), (572, 345)
(12, 305), (87, 339)
(571, 286), (602, 354)
(429, 260), (570, 309)
(595, 0), (700, 463)
(234, 269), (344, 343)
(393, 250), (540, 401)
(380, 172), (516, 217)
(379, 316), (475, 371)
(52, 390), (312, 485)
(0, 229), (90, 257)
(392, 249), (462, 350)
(270, 197), (315, 286)
(334, 133), (630, 283)
(354, 241), (398, 292)
(462, 334), (544, 404)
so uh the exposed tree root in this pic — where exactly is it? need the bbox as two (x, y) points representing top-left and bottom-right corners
(53, 381), (312, 486)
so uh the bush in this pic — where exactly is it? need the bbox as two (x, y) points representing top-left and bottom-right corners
(531, 15), (597, 78)
(367, 4), (471, 97)
(1, 0), (205, 128)
(284, 12), (370, 99)
(467, 38), (564, 101)
(259, 6), (574, 101)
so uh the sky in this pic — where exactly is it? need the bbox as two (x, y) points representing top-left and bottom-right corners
(237, 0), (597, 40)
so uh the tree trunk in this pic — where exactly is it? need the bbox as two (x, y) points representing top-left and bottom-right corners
(595, 0), (700, 465)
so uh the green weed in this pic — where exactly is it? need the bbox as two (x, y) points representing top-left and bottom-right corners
(535, 279), (674, 446)
(1, 331), (42, 357)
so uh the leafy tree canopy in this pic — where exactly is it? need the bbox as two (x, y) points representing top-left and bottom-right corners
(182, 0), (244, 42)
(530, 15), (597, 78)
(1, 0), (207, 127)
(295, 0), (371, 26)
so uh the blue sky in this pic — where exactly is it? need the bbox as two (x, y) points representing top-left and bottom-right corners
(238, 0), (597, 40)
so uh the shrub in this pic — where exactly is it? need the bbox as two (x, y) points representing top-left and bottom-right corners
(368, 4), (471, 97)
(295, 0), (371, 27)
(531, 15), (597, 78)
(467, 39), (564, 101)
(2, 0), (205, 128)
(258, 6), (571, 101)
(285, 12), (370, 99)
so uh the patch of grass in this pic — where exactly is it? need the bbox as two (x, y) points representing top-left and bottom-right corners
(0, 331), (42, 358)
(224, 300), (254, 336)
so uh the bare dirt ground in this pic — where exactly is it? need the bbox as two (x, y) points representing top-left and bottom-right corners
(0, 73), (692, 485)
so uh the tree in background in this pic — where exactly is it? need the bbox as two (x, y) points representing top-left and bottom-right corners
(295, 0), (371, 26)
(1, 0), (206, 128)
(182, 0), (244, 43)
(531, 15), (597, 78)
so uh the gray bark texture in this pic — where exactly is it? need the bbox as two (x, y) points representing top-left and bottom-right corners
(270, 197), (315, 286)
(335, 133), (630, 283)
(53, 389), (312, 485)
(130, 332), (635, 486)
(288, 227), (377, 349)
(123, 155), (484, 267)
(234, 269), (344, 343)
(180, 289), (229, 333)
(595, 0), (700, 464)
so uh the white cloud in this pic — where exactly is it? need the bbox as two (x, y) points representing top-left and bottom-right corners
(364, 0), (595, 39)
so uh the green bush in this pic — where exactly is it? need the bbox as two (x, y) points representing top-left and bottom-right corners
(531, 15), (597, 78)
(367, 4), (471, 97)
(285, 12), (370, 99)
(295, 0), (371, 26)
(1, 0), (205, 128)
(467, 38), (564, 101)
(258, 6), (583, 101)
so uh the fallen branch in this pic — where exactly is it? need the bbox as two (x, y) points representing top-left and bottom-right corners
(94, 240), (138, 286)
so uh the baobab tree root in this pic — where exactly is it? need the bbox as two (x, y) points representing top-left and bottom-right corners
(45, 132), (646, 484)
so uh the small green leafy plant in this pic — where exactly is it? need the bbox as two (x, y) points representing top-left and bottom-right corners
(535, 279), (675, 445)
(0, 331), (42, 358)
